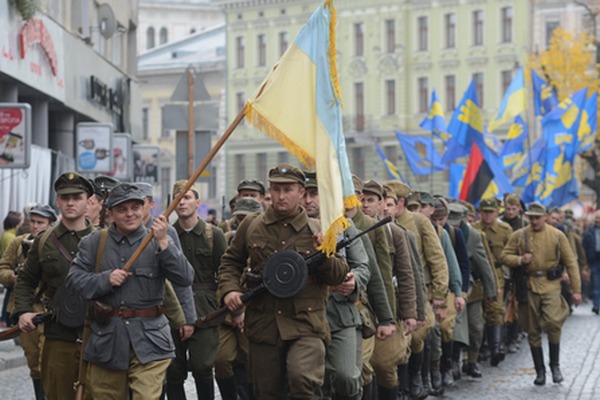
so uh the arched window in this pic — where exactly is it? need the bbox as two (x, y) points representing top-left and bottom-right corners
(160, 27), (168, 45)
(146, 27), (155, 49)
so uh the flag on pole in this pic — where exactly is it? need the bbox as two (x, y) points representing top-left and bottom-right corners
(419, 89), (450, 141)
(374, 143), (402, 180)
(577, 92), (598, 154)
(500, 115), (528, 168)
(244, 0), (358, 255)
(488, 68), (526, 132)
(448, 164), (466, 199)
(531, 69), (559, 117)
(395, 131), (447, 175)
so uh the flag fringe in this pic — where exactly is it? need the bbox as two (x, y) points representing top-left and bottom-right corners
(318, 215), (349, 256)
(245, 103), (316, 170)
(324, 0), (342, 107)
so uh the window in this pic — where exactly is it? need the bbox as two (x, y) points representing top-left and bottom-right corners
(279, 31), (289, 56)
(473, 10), (484, 46)
(146, 27), (155, 49)
(352, 147), (365, 179)
(142, 107), (149, 140)
(355, 82), (365, 131)
(445, 75), (456, 111)
(473, 72), (484, 107)
(418, 16), (428, 51)
(418, 77), (428, 113)
(354, 23), (364, 57)
(501, 7), (512, 43)
(445, 13), (456, 48)
(385, 19), (395, 53)
(235, 36), (245, 68)
(257, 34), (267, 67)
(278, 152), (289, 164)
(235, 154), (246, 184)
(112, 33), (122, 66)
(501, 70), (513, 95)
(159, 27), (168, 45)
(256, 153), (267, 183)
(386, 80), (396, 116)
(546, 21), (560, 47)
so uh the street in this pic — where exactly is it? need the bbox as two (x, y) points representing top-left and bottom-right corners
(0, 302), (598, 399)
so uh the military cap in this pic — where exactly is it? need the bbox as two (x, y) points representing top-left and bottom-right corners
(447, 203), (468, 224)
(136, 182), (153, 198)
(407, 192), (421, 207)
(383, 184), (397, 201)
(460, 200), (476, 217)
(525, 202), (546, 216)
(54, 172), (95, 196)
(93, 175), (120, 195)
(419, 191), (435, 207)
(564, 209), (574, 218)
(548, 207), (562, 214)
(479, 197), (499, 211)
(29, 204), (57, 222)
(352, 175), (363, 193)
(504, 193), (521, 207)
(432, 197), (449, 219)
(303, 171), (318, 189)
(384, 180), (412, 199)
(232, 197), (263, 216)
(172, 180), (200, 197)
(237, 179), (266, 195)
(105, 183), (145, 209)
(268, 163), (306, 186)
(362, 180), (384, 199)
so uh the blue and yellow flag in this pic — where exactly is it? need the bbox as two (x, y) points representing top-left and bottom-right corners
(374, 143), (402, 180)
(395, 131), (447, 176)
(441, 80), (483, 164)
(542, 87), (587, 159)
(448, 164), (466, 199)
(577, 92), (598, 154)
(419, 89), (450, 141)
(512, 137), (544, 188)
(500, 115), (528, 168)
(532, 70), (559, 117)
(488, 68), (526, 132)
(245, 0), (358, 255)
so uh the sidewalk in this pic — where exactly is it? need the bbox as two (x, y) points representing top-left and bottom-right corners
(0, 335), (26, 372)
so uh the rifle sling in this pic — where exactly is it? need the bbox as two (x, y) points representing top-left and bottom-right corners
(49, 231), (74, 264)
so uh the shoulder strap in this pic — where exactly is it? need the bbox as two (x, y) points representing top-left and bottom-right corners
(204, 222), (214, 252)
(49, 231), (74, 264)
(246, 212), (265, 243)
(37, 227), (56, 260)
(95, 229), (109, 273)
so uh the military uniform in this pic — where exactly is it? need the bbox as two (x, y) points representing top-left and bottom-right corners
(218, 164), (348, 399)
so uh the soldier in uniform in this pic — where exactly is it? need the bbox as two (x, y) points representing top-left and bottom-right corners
(0, 204), (57, 399)
(65, 183), (194, 399)
(219, 180), (267, 234)
(501, 202), (582, 385)
(474, 198), (512, 366)
(13, 172), (96, 400)
(218, 163), (348, 399)
(167, 180), (228, 399)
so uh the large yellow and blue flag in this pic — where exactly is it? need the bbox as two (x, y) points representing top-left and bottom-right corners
(577, 92), (598, 154)
(374, 143), (402, 180)
(244, 0), (359, 255)
(531, 69), (559, 117)
(419, 89), (450, 141)
(542, 87), (587, 158)
(512, 137), (544, 188)
(488, 68), (526, 132)
(500, 115), (528, 168)
(395, 131), (447, 176)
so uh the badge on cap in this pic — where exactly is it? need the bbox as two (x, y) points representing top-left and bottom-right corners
(68, 173), (75, 181)
(281, 168), (287, 174)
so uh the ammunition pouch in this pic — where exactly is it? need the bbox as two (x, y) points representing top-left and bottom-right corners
(356, 291), (377, 339)
(546, 265), (564, 281)
(89, 300), (113, 326)
(246, 271), (263, 289)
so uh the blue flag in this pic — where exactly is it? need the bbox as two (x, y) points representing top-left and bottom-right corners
(488, 68), (526, 132)
(511, 137), (544, 188)
(577, 92), (598, 153)
(395, 131), (447, 176)
(532, 70), (559, 117)
(500, 115), (528, 168)
(448, 164), (465, 199)
(420, 89), (450, 141)
(374, 143), (402, 180)
(542, 87), (587, 159)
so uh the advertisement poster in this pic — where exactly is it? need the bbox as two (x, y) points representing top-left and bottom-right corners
(110, 133), (133, 180)
(133, 145), (160, 184)
(76, 123), (113, 174)
(0, 103), (31, 169)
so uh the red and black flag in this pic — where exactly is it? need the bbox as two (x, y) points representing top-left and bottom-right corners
(459, 142), (493, 204)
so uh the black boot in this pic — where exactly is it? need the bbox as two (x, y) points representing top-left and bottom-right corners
(195, 379), (215, 400)
(377, 384), (398, 400)
(216, 377), (237, 400)
(421, 342), (432, 398)
(530, 346), (546, 386)
(451, 342), (462, 381)
(32, 378), (46, 400)
(397, 363), (410, 400)
(234, 367), (254, 400)
(549, 342), (563, 383)
(409, 351), (426, 399)
(429, 361), (443, 396)
(441, 341), (454, 387)
(465, 362), (482, 378)
(166, 383), (187, 400)
(488, 325), (506, 367)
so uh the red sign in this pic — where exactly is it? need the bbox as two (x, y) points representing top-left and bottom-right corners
(0, 108), (23, 137)
(18, 18), (58, 76)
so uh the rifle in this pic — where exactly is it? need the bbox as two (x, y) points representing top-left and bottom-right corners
(0, 312), (52, 342)
(196, 216), (393, 327)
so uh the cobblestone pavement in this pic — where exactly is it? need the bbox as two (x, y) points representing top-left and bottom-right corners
(0, 302), (598, 399)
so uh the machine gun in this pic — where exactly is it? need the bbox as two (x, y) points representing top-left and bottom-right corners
(196, 216), (392, 327)
(0, 312), (52, 342)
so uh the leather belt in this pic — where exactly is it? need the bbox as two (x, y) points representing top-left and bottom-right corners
(527, 270), (545, 277)
(110, 306), (165, 318)
(192, 282), (218, 291)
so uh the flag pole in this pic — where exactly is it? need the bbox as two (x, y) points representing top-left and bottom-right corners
(122, 107), (246, 272)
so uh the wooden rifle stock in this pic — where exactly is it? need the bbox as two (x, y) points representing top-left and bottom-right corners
(0, 312), (52, 342)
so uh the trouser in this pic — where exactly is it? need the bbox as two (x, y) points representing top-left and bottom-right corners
(524, 290), (569, 347)
(249, 336), (326, 400)
(41, 338), (80, 400)
(360, 336), (375, 386)
(167, 326), (219, 385)
(370, 321), (410, 388)
(214, 324), (249, 380)
(325, 327), (362, 397)
(432, 294), (457, 362)
(483, 293), (506, 326)
(87, 351), (170, 400)
(467, 301), (484, 363)
(411, 303), (435, 353)
(20, 323), (45, 379)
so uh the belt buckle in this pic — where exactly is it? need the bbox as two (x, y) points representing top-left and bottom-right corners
(118, 307), (125, 317)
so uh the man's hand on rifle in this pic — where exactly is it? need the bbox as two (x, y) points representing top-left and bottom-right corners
(521, 253), (533, 266)
(313, 232), (324, 249)
(179, 325), (194, 341)
(224, 291), (244, 311)
(336, 272), (355, 296)
(18, 312), (41, 332)
(110, 269), (130, 287)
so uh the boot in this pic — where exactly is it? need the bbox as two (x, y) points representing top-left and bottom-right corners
(32, 378), (46, 400)
(488, 325), (506, 367)
(549, 342), (563, 383)
(397, 363), (410, 400)
(429, 361), (443, 396)
(421, 343), (432, 397)
(478, 332), (490, 362)
(441, 341), (454, 387)
(195, 379), (215, 400)
(408, 351), (426, 399)
(234, 367), (254, 400)
(451, 342), (462, 381)
(377, 384), (398, 400)
(465, 362), (482, 378)
(530, 346), (546, 386)
(166, 383), (187, 400)
(216, 377), (237, 400)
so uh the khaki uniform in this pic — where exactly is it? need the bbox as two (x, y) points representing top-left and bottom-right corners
(218, 207), (348, 399)
(501, 224), (581, 347)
